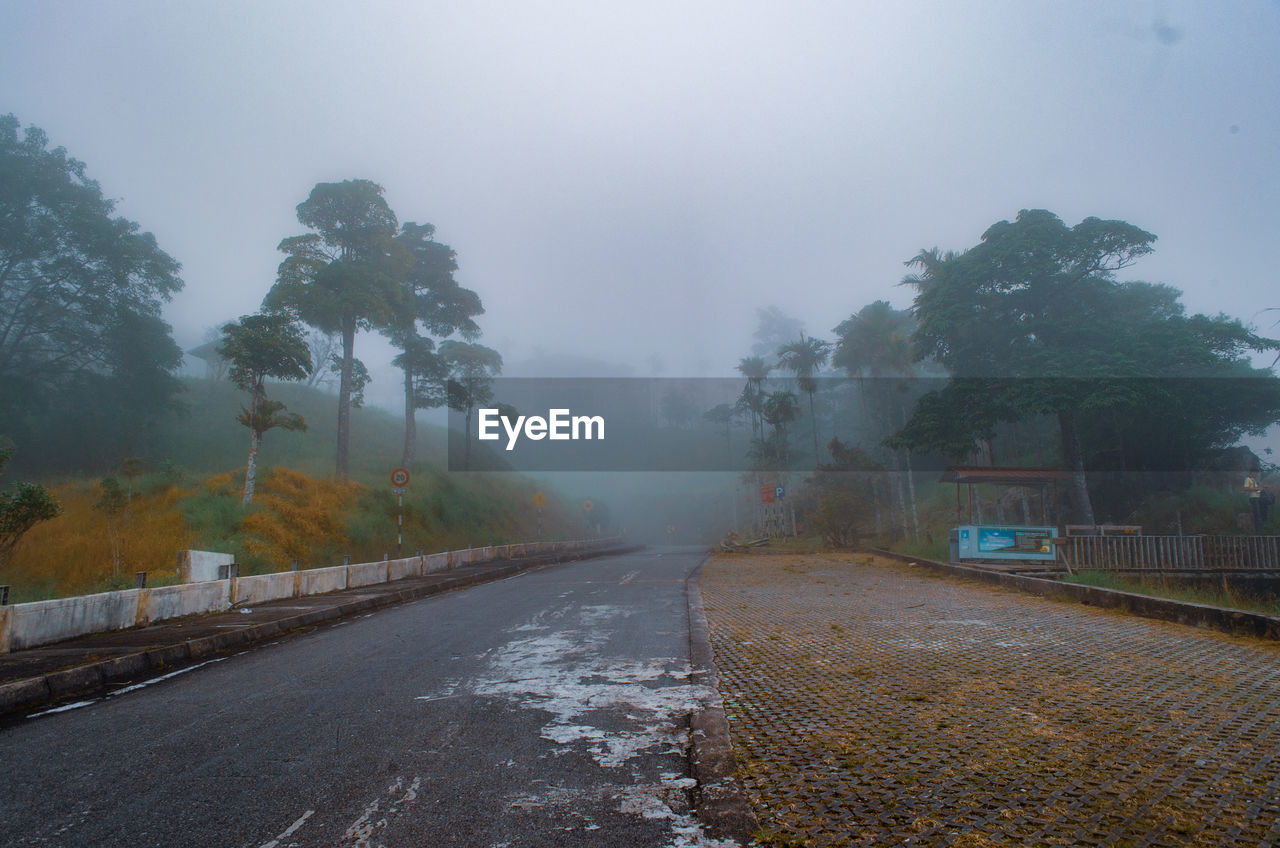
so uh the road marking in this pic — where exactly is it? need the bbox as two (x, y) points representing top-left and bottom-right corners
(28, 700), (96, 718)
(619, 570), (640, 583)
(259, 809), (314, 848)
(110, 658), (228, 697)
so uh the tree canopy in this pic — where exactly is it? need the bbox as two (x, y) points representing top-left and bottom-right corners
(897, 209), (1280, 522)
(0, 114), (185, 470)
(265, 179), (406, 481)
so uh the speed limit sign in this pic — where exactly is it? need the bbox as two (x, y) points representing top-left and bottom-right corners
(390, 467), (410, 488)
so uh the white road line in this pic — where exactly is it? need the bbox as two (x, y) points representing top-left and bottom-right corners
(28, 700), (96, 718)
(619, 570), (640, 583)
(259, 809), (314, 848)
(110, 658), (227, 696)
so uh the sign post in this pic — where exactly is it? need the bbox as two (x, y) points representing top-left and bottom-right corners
(533, 491), (548, 540)
(391, 468), (410, 555)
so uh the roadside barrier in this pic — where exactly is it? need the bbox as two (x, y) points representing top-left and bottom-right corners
(0, 538), (620, 653)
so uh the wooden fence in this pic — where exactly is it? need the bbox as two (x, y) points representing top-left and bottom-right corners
(1063, 534), (1280, 572)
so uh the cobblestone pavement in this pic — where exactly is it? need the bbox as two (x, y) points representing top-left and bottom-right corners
(700, 553), (1280, 847)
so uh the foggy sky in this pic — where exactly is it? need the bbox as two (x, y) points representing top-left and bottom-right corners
(2, 1), (1277, 409)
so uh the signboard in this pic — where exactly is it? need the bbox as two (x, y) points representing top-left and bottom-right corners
(532, 491), (548, 508)
(760, 485), (775, 504)
(390, 467), (410, 488)
(774, 485), (786, 500)
(582, 499), (594, 512)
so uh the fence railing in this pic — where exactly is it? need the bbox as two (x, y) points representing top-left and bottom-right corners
(1063, 534), (1280, 572)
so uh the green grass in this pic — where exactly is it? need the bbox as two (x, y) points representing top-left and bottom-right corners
(1062, 570), (1280, 618)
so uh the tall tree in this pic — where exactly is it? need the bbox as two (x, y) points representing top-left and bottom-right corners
(900, 209), (1280, 523)
(387, 222), (483, 468)
(438, 340), (503, 471)
(736, 356), (772, 440)
(264, 179), (405, 482)
(0, 114), (185, 471)
(833, 300), (920, 538)
(776, 333), (832, 466)
(218, 312), (312, 505)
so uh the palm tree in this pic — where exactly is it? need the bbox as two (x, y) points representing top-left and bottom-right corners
(736, 356), (772, 440)
(777, 333), (832, 467)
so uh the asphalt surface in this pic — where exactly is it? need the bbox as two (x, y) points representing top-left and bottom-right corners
(0, 547), (736, 848)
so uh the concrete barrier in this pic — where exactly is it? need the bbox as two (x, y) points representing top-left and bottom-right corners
(347, 561), (389, 588)
(138, 581), (231, 626)
(232, 572), (296, 606)
(298, 565), (347, 596)
(387, 556), (421, 581)
(6, 589), (142, 652)
(1, 537), (621, 652)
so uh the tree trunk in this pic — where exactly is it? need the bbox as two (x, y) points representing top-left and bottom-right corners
(243, 426), (260, 506)
(464, 404), (473, 470)
(401, 360), (416, 469)
(336, 318), (356, 482)
(891, 456), (909, 541)
(1058, 408), (1095, 526)
(904, 448), (920, 540)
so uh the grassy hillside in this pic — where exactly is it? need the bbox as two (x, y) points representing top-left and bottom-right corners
(0, 378), (592, 601)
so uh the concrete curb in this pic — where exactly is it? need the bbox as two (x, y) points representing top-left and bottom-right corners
(686, 555), (760, 843)
(870, 549), (1280, 641)
(0, 545), (637, 717)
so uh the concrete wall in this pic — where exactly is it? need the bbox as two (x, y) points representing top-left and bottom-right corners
(177, 550), (234, 583)
(347, 561), (389, 588)
(298, 565), (347, 596)
(1, 537), (620, 653)
(138, 581), (230, 626)
(6, 589), (142, 652)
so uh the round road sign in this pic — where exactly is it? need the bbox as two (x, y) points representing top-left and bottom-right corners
(582, 499), (594, 512)
(390, 467), (410, 488)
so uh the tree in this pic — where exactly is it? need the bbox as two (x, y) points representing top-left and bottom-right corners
(438, 340), (503, 470)
(218, 313), (312, 504)
(900, 209), (1280, 523)
(387, 222), (483, 468)
(751, 306), (805, 357)
(0, 114), (185, 471)
(736, 356), (772, 440)
(703, 403), (738, 461)
(264, 179), (405, 482)
(776, 334), (832, 466)
(833, 300), (921, 538)
(0, 442), (61, 565)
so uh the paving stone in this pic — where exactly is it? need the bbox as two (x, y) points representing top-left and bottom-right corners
(700, 553), (1280, 847)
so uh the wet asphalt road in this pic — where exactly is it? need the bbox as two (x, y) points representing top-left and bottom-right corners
(0, 547), (730, 848)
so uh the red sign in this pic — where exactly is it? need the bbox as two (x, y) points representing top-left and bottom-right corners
(390, 467), (410, 488)
(760, 485), (775, 504)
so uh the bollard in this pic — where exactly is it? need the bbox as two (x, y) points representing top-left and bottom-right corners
(135, 571), (147, 589)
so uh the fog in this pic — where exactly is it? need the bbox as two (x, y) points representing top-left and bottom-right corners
(4, 2), (1276, 389)
(4, 1), (1278, 539)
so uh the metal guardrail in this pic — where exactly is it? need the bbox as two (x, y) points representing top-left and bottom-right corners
(1063, 534), (1280, 572)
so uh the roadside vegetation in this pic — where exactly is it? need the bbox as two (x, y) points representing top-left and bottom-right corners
(1061, 570), (1280, 619)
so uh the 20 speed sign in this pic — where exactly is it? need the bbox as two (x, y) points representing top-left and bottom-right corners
(390, 467), (410, 488)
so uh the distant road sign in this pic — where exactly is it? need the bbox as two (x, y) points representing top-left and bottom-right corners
(533, 491), (548, 508)
(390, 467), (410, 488)
(760, 485), (775, 504)
(775, 485), (786, 500)
(582, 499), (594, 512)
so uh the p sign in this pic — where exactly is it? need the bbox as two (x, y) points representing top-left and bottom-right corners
(390, 467), (410, 488)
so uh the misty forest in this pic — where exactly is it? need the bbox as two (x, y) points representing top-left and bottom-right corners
(2, 110), (1278, 601)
